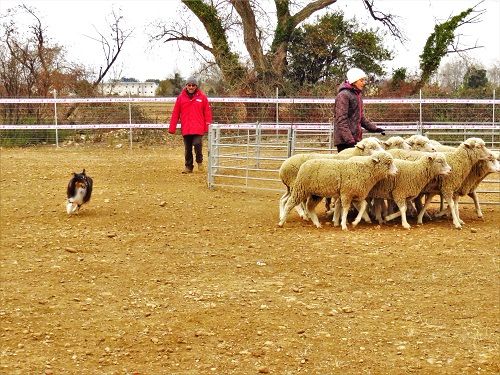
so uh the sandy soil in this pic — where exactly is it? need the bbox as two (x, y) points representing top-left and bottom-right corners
(1, 145), (499, 375)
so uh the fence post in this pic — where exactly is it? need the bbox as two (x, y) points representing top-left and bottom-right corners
(128, 92), (133, 149)
(287, 127), (293, 157)
(276, 87), (279, 139)
(53, 90), (59, 147)
(329, 119), (334, 152)
(493, 89), (496, 148)
(207, 124), (214, 189)
(255, 121), (262, 168)
(419, 89), (423, 134)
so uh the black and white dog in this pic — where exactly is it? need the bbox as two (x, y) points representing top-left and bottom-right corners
(66, 169), (93, 214)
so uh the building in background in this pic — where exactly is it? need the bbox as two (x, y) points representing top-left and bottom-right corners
(99, 81), (159, 96)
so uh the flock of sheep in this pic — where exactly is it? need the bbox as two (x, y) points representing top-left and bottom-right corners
(277, 135), (500, 230)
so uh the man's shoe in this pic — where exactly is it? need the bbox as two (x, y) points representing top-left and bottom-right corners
(182, 168), (193, 174)
(197, 163), (204, 172)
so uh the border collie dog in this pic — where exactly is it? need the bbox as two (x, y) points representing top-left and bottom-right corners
(66, 169), (93, 214)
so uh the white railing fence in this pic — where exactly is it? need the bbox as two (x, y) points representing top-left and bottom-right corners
(1, 92), (498, 148)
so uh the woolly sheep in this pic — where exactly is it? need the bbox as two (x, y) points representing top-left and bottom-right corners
(278, 151), (398, 230)
(369, 153), (451, 229)
(382, 136), (411, 150)
(387, 148), (436, 161)
(434, 151), (500, 219)
(278, 137), (384, 218)
(325, 138), (412, 219)
(416, 137), (492, 229)
(336, 137), (384, 157)
(405, 134), (437, 152)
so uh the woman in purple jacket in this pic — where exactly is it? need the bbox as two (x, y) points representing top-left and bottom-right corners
(334, 68), (385, 153)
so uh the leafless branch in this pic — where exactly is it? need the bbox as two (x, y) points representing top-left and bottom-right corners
(92, 9), (134, 86)
(150, 27), (213, 53)
(362, 0), (406, 42)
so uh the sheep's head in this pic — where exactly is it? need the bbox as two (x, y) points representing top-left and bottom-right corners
(483, 153), (500, 173)
(462, 137), (490, 160)
(356, 137), (384, 154)
(371, 151), (398, 176)
(428, 152), (452, 176)
(406, 134), (436, 152)
(383, 136), (411, 150)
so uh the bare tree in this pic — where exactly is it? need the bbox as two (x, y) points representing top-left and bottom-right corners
(84, 9), (134, 88)
(63, 9), (133, 120)
(2, 4), (62, 97)
(149, 0), (403, 94)
(0, 5), (90, 125)
(487, 60), (500, 88)
(436, 57), (471, 91)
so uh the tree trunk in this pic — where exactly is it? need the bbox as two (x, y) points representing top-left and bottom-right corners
(183, 0), (245, 85)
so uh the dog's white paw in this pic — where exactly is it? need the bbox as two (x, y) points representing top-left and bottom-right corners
(66, 202), (78, 214)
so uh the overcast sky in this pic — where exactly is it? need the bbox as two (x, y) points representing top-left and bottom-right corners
(2, 0), (499, 82)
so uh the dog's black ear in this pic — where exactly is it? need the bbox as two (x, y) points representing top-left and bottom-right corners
(82, 169), (86, 175)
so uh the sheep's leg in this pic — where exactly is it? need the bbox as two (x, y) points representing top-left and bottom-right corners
(434, 205), (451, 218)
(406, 198), (417, 217)
(326, 197), (339, 217)
(394, 198), (411, 229)
(332, 201), (341, 227)
(414, 194), (431, 221)
(353, 200), (372, 223)
(385, 200), (396, 216)
(373, 198), (385, 224)
(305, 196), (322, 228)
(454, 196), (464, 225)
(352, 200), (368, 227)
(443, 193), (462, 229)
(352, 201), (372, 223)
(324, 197), (332, 213)
(382, 199), (389, 220)
(417, 193), (436, 225)
(295, 202), (309, 221)
(384, 210), (401, 221)
(468, 191), (483, 218)
(279, 189), (290, 217)
(281, 189), (309, 221)
(278, 193), (302, 227)
(340, 197), (352, 231)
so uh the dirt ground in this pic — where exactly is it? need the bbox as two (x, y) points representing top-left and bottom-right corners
(0, 145), (499, 375)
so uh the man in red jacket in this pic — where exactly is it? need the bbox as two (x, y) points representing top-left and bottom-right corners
(169, 76), (213, 173)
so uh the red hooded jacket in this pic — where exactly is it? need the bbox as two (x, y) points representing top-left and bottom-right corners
(169, 88), (212, 135)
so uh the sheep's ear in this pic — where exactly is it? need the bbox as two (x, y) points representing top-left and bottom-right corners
(356, 144), (365, 151)
(371, 156), (380, 164)
(82, 169), (86, 175)
(427, 155), (434, 161)
(382, 141), (390, 147)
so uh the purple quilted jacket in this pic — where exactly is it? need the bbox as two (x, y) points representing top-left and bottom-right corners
(333, 81), (380, 146)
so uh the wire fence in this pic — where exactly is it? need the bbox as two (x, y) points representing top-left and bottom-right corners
(0, 92), (498, 148)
